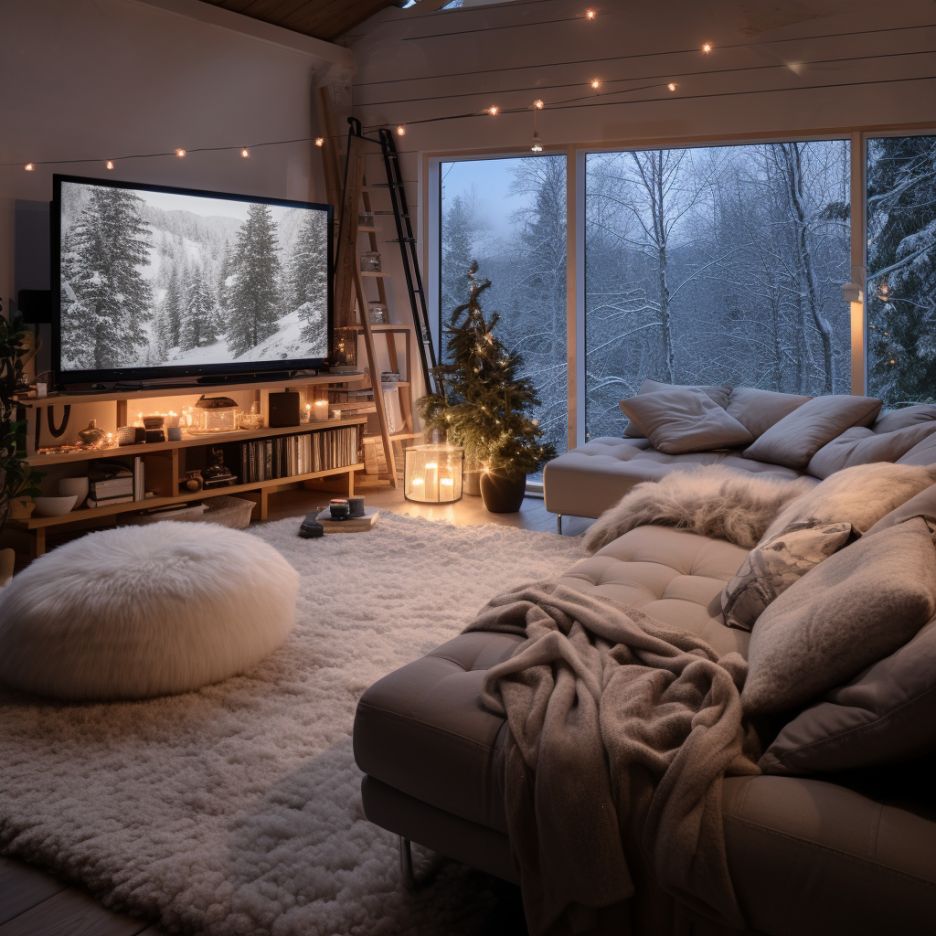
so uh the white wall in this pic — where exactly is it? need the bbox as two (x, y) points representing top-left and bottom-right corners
(0, 0), (352, 306)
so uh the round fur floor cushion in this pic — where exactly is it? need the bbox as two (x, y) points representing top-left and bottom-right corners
(0, 513), (581, 936)
(583, 466), (814, 554)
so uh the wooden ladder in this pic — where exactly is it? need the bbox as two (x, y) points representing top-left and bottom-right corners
(317, 96), (413, 485)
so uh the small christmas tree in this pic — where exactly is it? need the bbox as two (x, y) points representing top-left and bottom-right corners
(419, 262), (556, 477)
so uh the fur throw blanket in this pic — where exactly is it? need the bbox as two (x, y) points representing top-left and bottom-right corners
(468, 582), (760, 935)
(583, 466), (814, 554)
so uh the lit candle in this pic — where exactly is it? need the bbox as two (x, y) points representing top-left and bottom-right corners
(136, 412), (144, 427)
(305, 402), (312, 423)
(313, 400), (329, 422)
(165, 410), (180, 430)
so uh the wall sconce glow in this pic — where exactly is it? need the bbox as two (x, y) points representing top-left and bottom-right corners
(240, 147), (250, 158)
(105, 160), (115, 170)
(531, 131), (544, 153)
(590, 78), (602, 90)
(175, 148), (187, 158)
(24, 163), (35, 172)
(404, 444), (464, 504)
(396, 125), (407, 137)
(487, 105), (500, 116)
(667, 82), (678, 92)
(532, 99), (545, 110)
(701, 42), (714, 54)
(314, 137), (325, 147)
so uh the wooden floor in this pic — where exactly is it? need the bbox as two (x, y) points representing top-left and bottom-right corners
(0, 483), (589, 936)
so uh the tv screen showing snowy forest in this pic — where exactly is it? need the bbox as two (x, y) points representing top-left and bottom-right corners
(56, 177), (330, 378)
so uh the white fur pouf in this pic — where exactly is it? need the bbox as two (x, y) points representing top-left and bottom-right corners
(0, 522), (299, 701)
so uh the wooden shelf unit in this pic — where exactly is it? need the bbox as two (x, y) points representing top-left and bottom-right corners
(12, 377), (371, 556)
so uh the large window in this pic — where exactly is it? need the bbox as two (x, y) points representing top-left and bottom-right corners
(867, 134), (936, 405)
(439, 155), (568, 461)
(584, 141), (851, 440)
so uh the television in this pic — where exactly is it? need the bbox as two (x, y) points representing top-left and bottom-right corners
(52, 174), (332, 387)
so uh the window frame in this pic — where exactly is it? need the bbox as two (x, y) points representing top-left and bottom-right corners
(423, 125), (936, 452)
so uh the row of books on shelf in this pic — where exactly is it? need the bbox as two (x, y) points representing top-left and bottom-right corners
(235, 427), (360, 484)
(87, 458), (145, 508)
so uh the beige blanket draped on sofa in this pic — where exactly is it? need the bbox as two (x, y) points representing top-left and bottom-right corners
(467, 583), (760, 936)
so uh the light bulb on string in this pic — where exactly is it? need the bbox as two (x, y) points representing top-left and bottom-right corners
(667, 82), (678, 92)
(532, 99), (545, 110)
(175, 148), (187, 158)
(590, 78), (602, 91)
(105, 159), (115, 170)
(487, 105), (500, 116)
(314, 137), (325, 147)
(24, 162), (35, 172)
(240, 147), (250, 158)
(701, 42), (714, 54)
(585, 8), (596, 19)
(396, 125), (406, 137)
(531, 131), (544, 153)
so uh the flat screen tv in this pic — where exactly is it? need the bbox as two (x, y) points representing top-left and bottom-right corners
(52, 174), (332, 386)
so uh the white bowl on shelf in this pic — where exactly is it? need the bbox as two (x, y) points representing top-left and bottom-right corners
(58, 477), (89, 508)
(33, 495), (78, 517)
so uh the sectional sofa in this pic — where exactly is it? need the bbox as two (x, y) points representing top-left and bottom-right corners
(544, 381), (936, 522)
(354, 385), (936, 935)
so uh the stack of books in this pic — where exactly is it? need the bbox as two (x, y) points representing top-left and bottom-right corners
(87, 459), (144, 508)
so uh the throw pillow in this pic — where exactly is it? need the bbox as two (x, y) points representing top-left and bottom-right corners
(619, 388), (753, 455)
(725, 387), (811, 439)
(621, 378), (731, 438)
(721, 520), (853, 632)
(806, 423), (936, 479)
(742, 519), (936, 716)
(763, 462), (936, 542)
(742, 395), (882, 470)
(759, 613), (936, 775)
(873, 402), (936, 434)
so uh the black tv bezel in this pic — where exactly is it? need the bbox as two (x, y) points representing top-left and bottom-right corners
(51, 173), (333, 388)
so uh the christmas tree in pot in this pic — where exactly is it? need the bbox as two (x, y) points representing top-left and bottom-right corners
(418, 262), (556, 513)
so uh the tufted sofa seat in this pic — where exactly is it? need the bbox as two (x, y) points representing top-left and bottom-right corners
(544, 436), (813, 519)
(354, 524), (936, 934)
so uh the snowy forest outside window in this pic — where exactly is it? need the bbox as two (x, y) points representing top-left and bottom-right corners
(584, 140), (851, 440)
(440, 155), (568, 464)
(867, 134), (936, 405)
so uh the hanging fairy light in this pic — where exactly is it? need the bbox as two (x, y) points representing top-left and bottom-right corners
(396, 125), (407, 137)
(24, 162), (35, 172)
(585, 8), (597, 19)
(314, 137), (325, 147)
(702, 41), (714, 54)
(175, 147), (187, 158)
(240, 147), (250, 158)
(487, 105), (500, 116)
(531, 132), (544, 153)
(667, 82), (678, 92)
(105, 159), (115, 170)
(590, 78), (602, 91)
(531, 98), (544, 152)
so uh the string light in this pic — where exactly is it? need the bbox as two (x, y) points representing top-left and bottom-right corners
(585, 8), (596, 19)
(532, 98), (545, 110)
(24, 162), (35, 172)
(667, 82), (678, 92)
(240, 147), (250, 158)
(702, 42), (714, 54)
(396, 125), (407, 136)
(314, 137), (325, 147)
(531, 131), (543, 153)
(487, 104), (500, 116)
(175, 147), (186, 158)
(105, 159), (115, 170)
(590, 78), (602, 90)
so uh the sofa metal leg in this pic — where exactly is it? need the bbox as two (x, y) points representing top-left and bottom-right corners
(556, 514), (563, 535)
(399, 836), (418, 892)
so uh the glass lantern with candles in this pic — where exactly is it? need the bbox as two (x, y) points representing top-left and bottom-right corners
(404, 443), (464, 504)
(191, 395), (240, 433)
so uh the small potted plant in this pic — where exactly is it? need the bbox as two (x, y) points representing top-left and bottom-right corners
(0, 306), (43, 585)
(419, 263), (555, 513)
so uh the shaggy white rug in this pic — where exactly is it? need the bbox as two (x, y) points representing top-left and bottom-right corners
(0, 513), (581, 935)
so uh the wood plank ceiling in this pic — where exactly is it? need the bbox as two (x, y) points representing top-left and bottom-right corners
(197, 0), (401, 42)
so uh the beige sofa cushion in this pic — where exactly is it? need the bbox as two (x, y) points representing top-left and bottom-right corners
(725, 387), (811, 438)
(873, 402), (936, 434)
(806, 423), (936, 479)
(622, 378), (731, 438)
(743, 519), (936, 715)
(742, 395), (882, 469)
(559, 525), (750, 658)
(619, 388), (753, 454)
